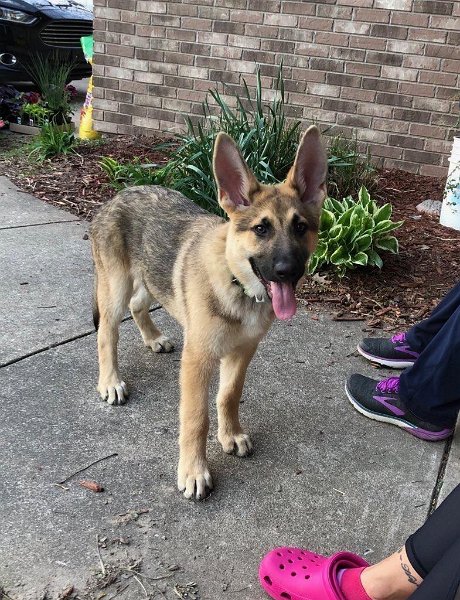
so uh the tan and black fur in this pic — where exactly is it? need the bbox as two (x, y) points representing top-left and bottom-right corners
(90, 126), (327, 499)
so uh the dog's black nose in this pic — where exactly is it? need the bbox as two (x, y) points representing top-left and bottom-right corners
(273, 261), (297, 281)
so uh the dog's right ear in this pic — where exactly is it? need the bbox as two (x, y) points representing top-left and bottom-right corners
(213, 132), (258, 214)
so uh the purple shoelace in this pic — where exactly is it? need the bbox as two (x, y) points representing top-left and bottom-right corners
(376, 376), (400, 394)
(391, 332), (407, 344)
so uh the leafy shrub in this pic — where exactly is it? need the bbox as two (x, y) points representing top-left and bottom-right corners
(101, 67), (301, 214)
(308, 186), (403, 276)
(100, 66), (378, 219)
(23, 53), (75, 124)
(327, 134), (377, 199)
(29, 123), (77, 161)
(99, 157), (167, 191)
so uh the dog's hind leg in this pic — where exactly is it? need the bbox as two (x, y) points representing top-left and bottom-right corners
(216, 342), (259, 457)
(96, 266), (132, 405)
(129, 280), (174, 353)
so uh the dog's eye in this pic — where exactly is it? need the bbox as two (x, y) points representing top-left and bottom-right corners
(253, 223), (268, 236)
(294, 221), (308, 235)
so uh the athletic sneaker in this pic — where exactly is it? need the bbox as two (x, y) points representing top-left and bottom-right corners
(357, 332), (419, 369)
(345, 374), (454, 441)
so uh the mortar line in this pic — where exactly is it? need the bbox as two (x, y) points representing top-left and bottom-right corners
(0, 219), (81, 231)
(428, 436), (453, 515)
(0, 306), (162, 369)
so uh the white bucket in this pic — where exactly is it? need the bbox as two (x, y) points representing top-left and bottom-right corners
(440, 136), (460, 231)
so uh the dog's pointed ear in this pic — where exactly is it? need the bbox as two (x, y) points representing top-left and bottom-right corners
(213, 132), (258, 214)
(286, 125), (327, 206)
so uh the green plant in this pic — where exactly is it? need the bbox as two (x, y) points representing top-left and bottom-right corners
(100, 66), (378, 215)
(23, 53), (75, 123)
(308, 186), (403, 276)
(327, 134), (377, 199)
(29, 123), (77, 161)
(99, 157), (171, 191)
(21, 102), (51, 126)
(101, 66), (302, 215)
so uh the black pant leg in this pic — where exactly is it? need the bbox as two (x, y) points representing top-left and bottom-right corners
(408, 538), (460, 600)
(399, 302), (460, 427)
(406, 281), (460, 353)
(406, 485), (460, 577)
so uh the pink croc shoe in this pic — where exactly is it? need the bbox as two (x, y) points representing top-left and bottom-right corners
(259, 546), (369, 600)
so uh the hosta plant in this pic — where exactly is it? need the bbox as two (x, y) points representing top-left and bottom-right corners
(308, 186), (403, 276)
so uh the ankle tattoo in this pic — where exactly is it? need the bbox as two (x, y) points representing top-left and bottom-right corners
(399, 549), (420, 588)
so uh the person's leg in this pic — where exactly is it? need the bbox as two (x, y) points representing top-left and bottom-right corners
(406, 281), (460, 353)
(400, 301), (460, 427)
(357, 282), (460, 369)
(408, 538), (460, 600)
(351, 485), (460, 600)
(405, 484), (460, 577)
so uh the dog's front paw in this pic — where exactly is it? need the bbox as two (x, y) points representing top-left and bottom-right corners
(147, 335), (174, 353)
(97, 378), (129, 405)
(177, 458), (213, 500)
(218, 432), (253, 457)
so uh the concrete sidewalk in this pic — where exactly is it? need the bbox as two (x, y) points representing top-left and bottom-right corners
(0, 177), (457, 600)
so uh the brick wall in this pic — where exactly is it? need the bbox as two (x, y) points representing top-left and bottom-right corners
(92, 0), (460, 177)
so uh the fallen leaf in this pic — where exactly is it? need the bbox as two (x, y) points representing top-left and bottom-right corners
(79, 480), (104, 493)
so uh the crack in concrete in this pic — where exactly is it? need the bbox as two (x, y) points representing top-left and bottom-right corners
(0, 219), (81, 231)
(0, 306), (162, 369)
(428, 436), (453, 515)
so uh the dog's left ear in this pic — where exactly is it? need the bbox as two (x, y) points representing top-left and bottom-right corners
(286, 125), (327, 206)
(213, 132), (259, 214)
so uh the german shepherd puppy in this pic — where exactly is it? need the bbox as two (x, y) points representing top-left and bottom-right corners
(90, 126), (327, 499)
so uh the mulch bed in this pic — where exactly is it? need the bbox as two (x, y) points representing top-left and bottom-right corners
(1, 133), (458, 332)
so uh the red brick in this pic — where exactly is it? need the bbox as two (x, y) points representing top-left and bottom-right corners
(349, 35), (386, 50)
(419, 164), (448, 177)
(388, 134), (424, 150)
(315, 32), (349, 46)
(399, 82), (435, 97)
(419, 71), (457, 86)
(368, 144), (403, 159)
(299, 17), (333, 31)
(383, 159), (419, 173)
(413, 96), (451, 112)
(442, 59), (460, 73)
(168, 3), (198, 16)
(341, 87), (376, 102)
(362, 77), (398, 92)
(306, 83), (340, 97)
(393, 108), (431, 123)
(282, 1), (316, 15)
(410, 123), (447, 139)
(230, 9), (262, 23)
(334, 20), (370, 34)
(316, 5), (353, 18)
(264, 13), (298, 26)
(386, 40), (424, 54)
(390, 11), (429, 26)
(371, 24), (408, 39)
(354, 8), (390, 22)
(414, 1), (454, 15)
(408, 28), (447, 43)
(425, 43), (459, 59)
(373, 118), (410, 133)
(430, 15), (459, 29)
(381, 66), (418, 81)
(403, 55), (441, 70)
(330, 47), (366, 62)
(346, 63), (381, 76)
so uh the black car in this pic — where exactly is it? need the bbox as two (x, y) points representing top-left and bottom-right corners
(0, 0), (92, 82)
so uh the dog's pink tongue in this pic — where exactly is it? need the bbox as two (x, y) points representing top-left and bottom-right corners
(269, 282), (297, 320)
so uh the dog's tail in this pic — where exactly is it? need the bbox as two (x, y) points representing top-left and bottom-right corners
(93, 269), (100, 331)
